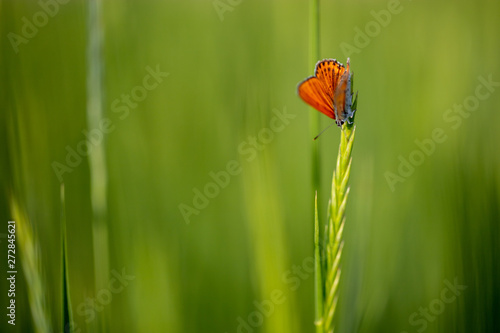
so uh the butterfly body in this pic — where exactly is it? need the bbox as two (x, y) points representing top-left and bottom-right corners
(298, 58), (357, 127)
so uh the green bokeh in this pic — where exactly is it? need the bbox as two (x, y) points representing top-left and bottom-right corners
(1, 0), (499, 332)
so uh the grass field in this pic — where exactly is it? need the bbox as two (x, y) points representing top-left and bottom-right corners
(1, 0), (500, 332)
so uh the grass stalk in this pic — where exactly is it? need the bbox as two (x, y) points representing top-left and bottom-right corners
(309, 0), (320, 192)
(9, 196), (52, 333)
(309, 1), (323, 331)
(60, 184), (73, 333)
(87, 0), (110, 316)
(323, 124), (355, 333)
(314, 124), (356, 333)
(314, 192), (324, 333)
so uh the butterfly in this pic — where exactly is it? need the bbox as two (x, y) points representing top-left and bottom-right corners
(297, 58), (357, 128)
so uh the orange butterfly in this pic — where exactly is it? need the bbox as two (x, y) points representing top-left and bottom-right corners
(298, 58), (357, 128)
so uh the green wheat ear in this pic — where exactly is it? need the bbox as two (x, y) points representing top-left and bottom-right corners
(315, 124), (356, 333)
(315, 91), (357, 332)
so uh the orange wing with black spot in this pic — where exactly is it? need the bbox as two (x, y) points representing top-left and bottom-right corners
(298, 59), (346, 120)
(315, 59), (345, 99)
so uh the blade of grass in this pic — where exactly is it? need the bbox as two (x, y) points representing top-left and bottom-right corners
(314, 192), (324, 333)
(309, 0), (320, 192)
(10, 196), (53, 333)
(309, 1), (323, 331)
(60, 184), (73, 333)
(87, 2), (110, 330)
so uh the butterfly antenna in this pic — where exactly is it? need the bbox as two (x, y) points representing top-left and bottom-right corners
(314, 122), (337, 140)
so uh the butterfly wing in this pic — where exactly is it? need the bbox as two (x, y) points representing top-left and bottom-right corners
(297, 76), (335, 119)
(315, 59), (345, 99)
(333, 59), (355, 124)
(333, 71), (348, 122)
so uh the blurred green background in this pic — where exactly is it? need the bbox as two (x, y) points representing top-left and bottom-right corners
(1, 0), (499, 332)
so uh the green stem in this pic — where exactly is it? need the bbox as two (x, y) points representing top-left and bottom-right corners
(323, 124), (356, 333)
(309, 0), (320, 193)
(309, 0), (322, 332)
(314, 192), (324, 333)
